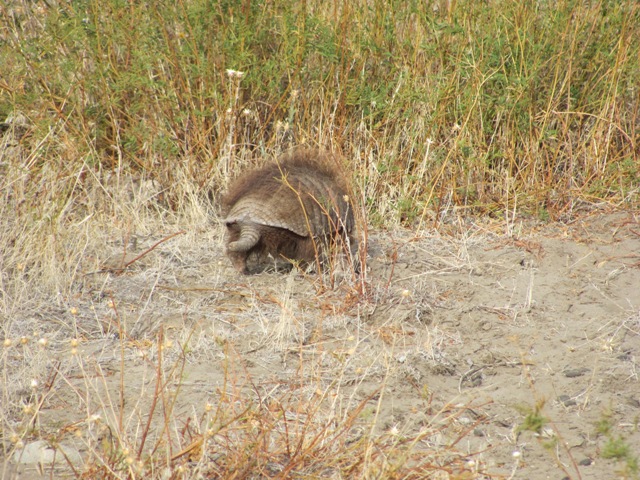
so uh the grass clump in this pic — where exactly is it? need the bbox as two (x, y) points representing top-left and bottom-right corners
(516, 403), (547, 435)
(2, 0), (638, 215)
(596, 413), (639, 478)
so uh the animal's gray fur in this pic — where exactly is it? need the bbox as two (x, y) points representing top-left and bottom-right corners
(221, 150), (358, 274)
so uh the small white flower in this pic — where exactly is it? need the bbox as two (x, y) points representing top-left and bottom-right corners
(30, 379), (38, 389)
(226, 69), (244, 78)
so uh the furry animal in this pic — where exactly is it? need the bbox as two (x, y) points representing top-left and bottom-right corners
(221, 150), (358, 274)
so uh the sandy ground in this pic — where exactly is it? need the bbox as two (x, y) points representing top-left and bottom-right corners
(2, 210), (639, 479)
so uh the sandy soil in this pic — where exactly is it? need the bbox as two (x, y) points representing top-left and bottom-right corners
(3, 210), (639, 479)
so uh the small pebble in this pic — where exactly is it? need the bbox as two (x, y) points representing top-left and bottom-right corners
(563, 367), (589, 378)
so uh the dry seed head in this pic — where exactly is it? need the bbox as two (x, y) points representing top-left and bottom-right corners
(3, 338), (11, 348)
(226, 69), (244, 78)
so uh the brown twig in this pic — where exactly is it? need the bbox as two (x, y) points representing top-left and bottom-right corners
(123, 230), (186, 269)
(138, 326), (164, 459)
(86, 230), (186, 275)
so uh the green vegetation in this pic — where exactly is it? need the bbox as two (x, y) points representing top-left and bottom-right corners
(2, 0), (638, 220)
(517, 408), (547, 435)
(516, 401), (547, 434)
(597, 413), (639, 478)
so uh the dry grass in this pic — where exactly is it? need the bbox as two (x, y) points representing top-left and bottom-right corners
(1, 0), (639, 478)
(0, 238), (489, 478)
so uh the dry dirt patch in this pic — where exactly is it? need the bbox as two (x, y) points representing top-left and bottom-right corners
(2, 211), (639, 479)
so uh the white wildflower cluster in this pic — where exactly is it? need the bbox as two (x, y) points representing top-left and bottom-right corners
(226, 69), (245, 79)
